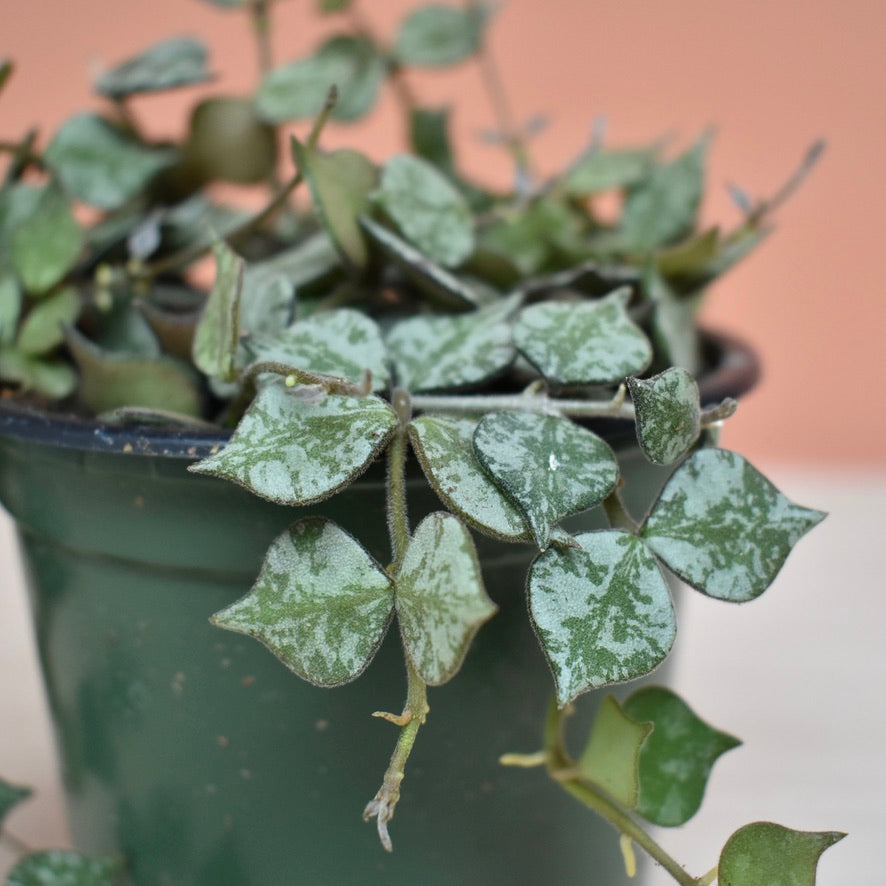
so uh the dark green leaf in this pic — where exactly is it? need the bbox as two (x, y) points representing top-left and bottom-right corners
(565, 148), (656, 195)
(0, 59), (12, 93)
(213, 518), (394, 687)
(0, 777), (31, 826)
(628, 368), (700, 465)
(0, 349), (78, 398)
(317, 0), (353, 11)
(0, 272), (22, 345)
(528, 531), (676, 705)
(718, 822), (845, 886)
(396, 512), (496, 685)
(6, 851), (122, 886)
(192, 240), (244, 379)
(644, 265), (701, 373)
(16, 286), (80, 355)
(623, 686), (740, 826)
(94, 36), (211, 98)
(642, 448), (826, 602)
(474, 412), (619, 548)
(409, 107), (456, 176)
(189, 379), (397, 505)
(656, 227), (720, 277)
(394, 5), (488, 67)
(198, 0), (246, 7)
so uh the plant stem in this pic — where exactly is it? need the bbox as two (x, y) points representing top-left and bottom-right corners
(386, 389), (412, 570)
(249, 0), (273, 76)
(603, 482), (639, 534)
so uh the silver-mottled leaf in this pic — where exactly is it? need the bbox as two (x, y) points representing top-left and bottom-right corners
(192, 240), (243, 379)
(628, 368), (700, 465)
(396, 512), (497, 685)
(409, 414), (530, 541)
(386, 295), (518, 391)
(189, 379), (397, 505)
(474, 412), (619, 548)
(16, 286), (80, 355)
(513, 288), (652, 385)
(642, 448), (826, 602)
(528, 530), (676, 705)
(393, 5), (488, 67)
(6, 851), (121, 886)
(376, 154), (474, 268)
(212, 518), (394, 687)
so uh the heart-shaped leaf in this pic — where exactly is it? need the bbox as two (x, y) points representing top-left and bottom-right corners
(0, 777), (31, 826)
(395, 512), (497, 685)
(6, 851), (122, 886)
(393, 5), (488, 67)
(513, 288), (652, 385)
(623, 686), (740, 826)
(474, 412), (618, 548)
(577, 695), (652, 808)
(16, 286), (80, 355)
(212, 518), (394, 687)
(386, 295), (518, 392)
(718, 822), (845, 886)
(192, 240), (244, 379)
(375, 154), (475, 268)
(189, 379), (397, 505)
(628, 368), (700, 465)
(642, 449), (825, 602)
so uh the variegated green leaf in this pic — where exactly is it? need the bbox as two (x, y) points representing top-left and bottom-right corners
(628, 368), (700, 465)
(623, 686), (740, 826)
(393, 5), (488, 67)
(513, 288), (652, 385)
(376, 154), (474, 268)
(396, 512), (497, 685)
(192, 240), (243, 379)
(247, 231), (341, 298)
(189, 380), (397, 505)
(212, 518), (394, 687)
(238, 268), (294, 336)
(246, 309), (389, 392)
(577, 695), (652, 808)
(718, 822), (845, 886)
(409, 414), (530, 541)
(6, 851), (122, 886)
(474, 412), (618, 548)
(642, 449), (825, 602)
(0, 777), (31, 826)
(528, 530), (676, 706)
(0, 272), (21, 345)
(386, 296), (518, 392)
(16, 286), (80, 355)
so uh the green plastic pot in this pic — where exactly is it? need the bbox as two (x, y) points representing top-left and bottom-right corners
(0, 334), (756, 885)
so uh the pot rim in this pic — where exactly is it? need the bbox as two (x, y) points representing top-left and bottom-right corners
(0, 328), (759, 459)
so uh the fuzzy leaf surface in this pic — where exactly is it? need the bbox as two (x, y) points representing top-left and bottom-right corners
(642, 449), (825, 602)
(718, 822), (845, 886)
(192, 240), (243, 379)
(628, 368), (700, 465)
(44, 113), (174, 210)
(190, 380), (396, 505)
(623, 686), (740, 826)
(474, 412), (618, 548)
(409, 415), (531, 541)
(6, 851), (121, 886)
(386, 296), (517, 391)
(396, 512), (497, 685)
(0, 777), (31, 826)
(528, 531), (676, 705)
(376, 154), (474, 267)
(394, 5), (487, 67)
(514, 289), (652, 385)
(577, 695), (652, 808)
(16, 286), (80, 355)
(94, 36), (212, 98)
(212, 518), (394, 686)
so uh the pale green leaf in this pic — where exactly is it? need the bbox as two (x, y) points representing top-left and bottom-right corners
(376, 153), (475, 268)
(0, 349), (78, 399)
(577, 695), (652, 808)
(718, 822), (845, 886)
(628, 368), (700, 466)
(396, 512), (497, 685)
(386, 295), (518, 392)
(623, 686), (740, 826)
(237, 268), (294, 337)
(642, 448), (826, 602)
(656, 227), (721, 277)
(528, 530), (676, 705)
(565, 147), (656, 195)
(394, 5), (488, 67)
(94, 36), (211, 99)
(474, 412), (619, 548)
(6, 851), (121, 886)
(192, 240), (244, 379)
(44, 113), (175, 209)
(0, 272), (22, 345)
(247, 231), (341, 296)
(16, 286), (80, 355)
(409, 414), (530, 541)
(189, 379), (397, 505)
(213, 518), (394, 686)
(0, 184), (41, 269)
(0, 777), (31, 826)
(11, 183), (83, 294)
(644, 265), (701, 373)
(513, 288), (652, 386)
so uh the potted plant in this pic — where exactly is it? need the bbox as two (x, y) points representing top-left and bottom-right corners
(0, 1), (842, 883)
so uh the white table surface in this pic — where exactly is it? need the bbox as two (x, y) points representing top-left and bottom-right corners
(1, 464), (882, 884)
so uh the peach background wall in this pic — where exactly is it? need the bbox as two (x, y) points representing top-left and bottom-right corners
(2, 0), (882, 463)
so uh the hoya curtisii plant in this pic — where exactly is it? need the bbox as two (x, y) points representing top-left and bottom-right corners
(0, 1), (840, 883)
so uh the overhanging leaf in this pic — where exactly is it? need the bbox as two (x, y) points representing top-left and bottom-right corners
(474, 412), (619, 548)
(0, 777), (31, 826)
(642, 448), (825, 602)
(16, 286), (80, 355)
(628, 368), (701, 465)
(513, 288), (652, 385)
(394, 5), (488, 67)
(528, 530), (676, 706)
(212, 518), (394, 687)
(6, 851), (122, 886)
(623, 686), (740, 826)
(192, 240), (244, 379)
(718, 822), (845, 886)
(189, 379), (397, 505)
(395, 512), (496, 685)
